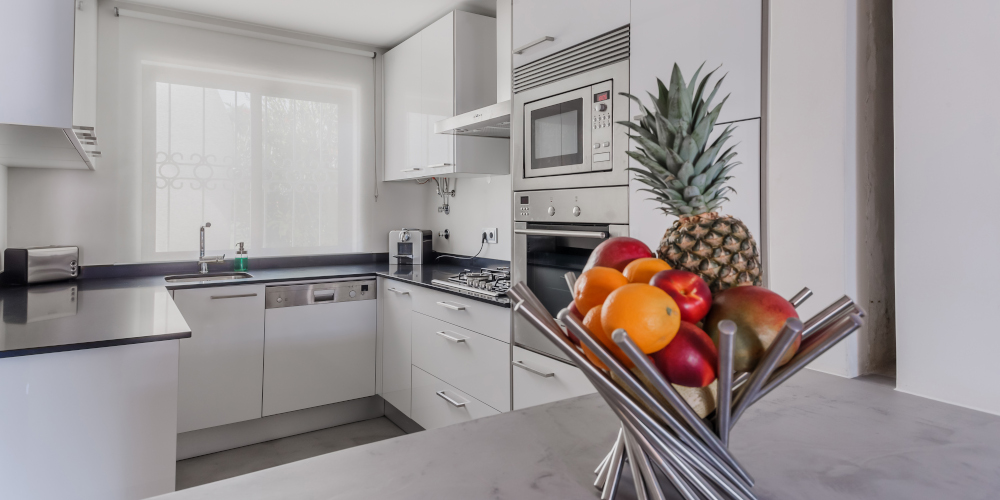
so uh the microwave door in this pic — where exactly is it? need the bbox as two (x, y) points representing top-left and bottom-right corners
(523, 87), (592, 178)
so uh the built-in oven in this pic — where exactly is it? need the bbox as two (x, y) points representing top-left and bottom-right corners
(514, 59), (629, 192)
(512, 186), (628, 362)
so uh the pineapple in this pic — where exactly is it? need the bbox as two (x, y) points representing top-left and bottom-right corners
(621, 63), (762, 292)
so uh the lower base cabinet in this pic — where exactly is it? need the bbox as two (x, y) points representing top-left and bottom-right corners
(512, 346), (596, 410)
(411, 366), (500, 430)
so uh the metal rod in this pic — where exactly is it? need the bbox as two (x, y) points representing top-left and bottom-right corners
(635, 434), (667, 500)
(800, 296), (854, 340)
(612, 328), (743, 475)
(751, 314), (864, 405)
(623, 430), (648, 500)
(508, 287), (753, 496)
(596, 432), (619, 474)
(564, 271), (578, 293)
(731, 318), (804, 427)
(559, 308), (754, 486)
(603, 436), (627, 500)
(596, 428), (624, 490)
(610, 399), (701, 500)
(716, 320), (736, 447)
(733, 371), (749, 392)
(788, 287), (813, 308)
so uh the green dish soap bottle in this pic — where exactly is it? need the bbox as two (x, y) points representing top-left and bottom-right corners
(235, 242), (249, 272)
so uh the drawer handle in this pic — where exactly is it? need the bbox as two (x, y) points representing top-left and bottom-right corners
(401, 167), (422, 173)
(436, 301), (467, 311)
(513, 35), (555, 55)
(513, 360), (555, 378)
(387, 287), (410, 295)
(436, 330), (468, 343)
(436, 390), (468, 408)
(210, 293), (258, 300)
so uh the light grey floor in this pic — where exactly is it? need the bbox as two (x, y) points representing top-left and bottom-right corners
(176, 417), (406, 490)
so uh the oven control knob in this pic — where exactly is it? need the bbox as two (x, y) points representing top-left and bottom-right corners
(547, 206), (556, 216)
(572, 206), (581, 217)
(349, 290), (357, 298)
(595, 103), (607, 112)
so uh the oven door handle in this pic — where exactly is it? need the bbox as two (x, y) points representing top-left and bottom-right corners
(514, 229), (608, 239)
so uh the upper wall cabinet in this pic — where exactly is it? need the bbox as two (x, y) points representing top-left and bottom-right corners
(511, 0), (629, 68)
(0, 0), (99, 170)
(630, 0), (762, 123)
(384, 11), (509, 182)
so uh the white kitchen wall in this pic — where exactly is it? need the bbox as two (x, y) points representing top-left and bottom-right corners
(5, 1), (421, 265)
(894, 1), (1000, 414)
(423, 174), (511, 261)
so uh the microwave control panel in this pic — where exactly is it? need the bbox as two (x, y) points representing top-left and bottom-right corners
(591, 81), (614, 170)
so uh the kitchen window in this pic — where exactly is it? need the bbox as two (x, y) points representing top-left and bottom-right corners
(142, 64), (361, 261)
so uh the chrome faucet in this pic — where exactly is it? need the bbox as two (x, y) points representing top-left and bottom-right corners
(199, 222), (225, 274)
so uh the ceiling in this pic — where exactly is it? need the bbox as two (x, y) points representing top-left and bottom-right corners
(125, 0), (498, 49)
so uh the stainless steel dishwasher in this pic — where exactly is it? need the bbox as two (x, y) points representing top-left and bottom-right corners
(262, 279), (377, 416)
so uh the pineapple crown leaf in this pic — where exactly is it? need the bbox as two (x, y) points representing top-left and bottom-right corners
(621, 62), (737, 217)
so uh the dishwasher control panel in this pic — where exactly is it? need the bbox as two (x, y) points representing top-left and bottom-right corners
(265, 279), (376, 309)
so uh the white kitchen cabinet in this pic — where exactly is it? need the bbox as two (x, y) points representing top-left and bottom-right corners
(383, 11), (507, 181)
(379, 278), (414, 416)
(630, 0), (762, 123)
(511, 0), (629, 68)
(512, 346), (596, 410)
(0, 0), (98, 169)
(262, 300), (377, 417)
(411, 366), (500, 430)
(174, 285), (266, 433)
(411, 284), (512, 343)
(411, 312), (511, 412)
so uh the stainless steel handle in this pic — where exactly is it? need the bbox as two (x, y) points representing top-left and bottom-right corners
(436, 390), (468, 408)
(210, 293), (258, 300)
(513, 35), (555, 54)
(427, 163), (453, 168)
(513, 360), (555, 378)
(401, 167), (422, 172)
(436, 330), (468, 343)
(386, 287), (410, 295)
(514, 229), (608, 239)
(436, 301), (467, 311)
(313, 290), (336, 301)
(393, 254), (414, 259)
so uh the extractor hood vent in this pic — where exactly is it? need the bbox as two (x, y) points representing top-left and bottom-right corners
(433, 100), (511, 138)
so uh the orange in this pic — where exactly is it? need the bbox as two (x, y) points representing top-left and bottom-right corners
(573, 267), (629, 315)
(581, 304), (634, 370)
(623, 257), (672, 284)
(602, 283), (681, 354)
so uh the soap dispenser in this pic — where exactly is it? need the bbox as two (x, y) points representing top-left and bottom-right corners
(235, 242), (248, 272)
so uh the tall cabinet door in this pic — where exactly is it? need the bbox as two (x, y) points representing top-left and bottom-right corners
(174, 285), (266, 433)
(511, 0), (629, 68)
(421, 12), (456, 176)
(384, 33), (425, 181)
(379, 278), (414, 416)
(72, 0), (98, 129)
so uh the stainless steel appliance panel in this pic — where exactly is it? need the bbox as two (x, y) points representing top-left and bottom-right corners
(265, 280), (376, 309)
(389, 229), (433, 265)
(3, 246), (79, 285)
(514, 59), (629, 191)
(515, 186), (628, 224)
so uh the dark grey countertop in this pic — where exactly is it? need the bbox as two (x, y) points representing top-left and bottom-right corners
(0, 260), (509, 359)
(149, 370), (1000, 500)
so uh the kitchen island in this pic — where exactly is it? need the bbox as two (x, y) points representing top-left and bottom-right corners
(150, 369), (1000, 500)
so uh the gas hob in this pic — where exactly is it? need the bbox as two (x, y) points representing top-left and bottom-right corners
(431, 267), (510, 297)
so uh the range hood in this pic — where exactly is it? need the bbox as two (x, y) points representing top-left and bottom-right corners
(433, 100), (511, 138)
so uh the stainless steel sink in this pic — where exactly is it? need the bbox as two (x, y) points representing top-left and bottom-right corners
(164, 272), (253, 283)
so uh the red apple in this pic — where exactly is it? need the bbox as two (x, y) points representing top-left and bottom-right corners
(703, 286), (800, 372)
(565, 301), (582, 346)
(650, 322), (718, 388)
(649, 270), (712, 323)
(583, 237), (654, 272)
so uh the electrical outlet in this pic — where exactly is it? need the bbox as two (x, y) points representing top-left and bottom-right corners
(484, 227), (499, 244)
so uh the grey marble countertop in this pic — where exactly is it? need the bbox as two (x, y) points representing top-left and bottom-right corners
(151, 370), (1000, 500)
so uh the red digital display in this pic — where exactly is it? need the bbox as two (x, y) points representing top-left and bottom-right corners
(594, 91), (610, 102)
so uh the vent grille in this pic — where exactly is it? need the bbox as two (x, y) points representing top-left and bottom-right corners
(513, 25), (629, 94)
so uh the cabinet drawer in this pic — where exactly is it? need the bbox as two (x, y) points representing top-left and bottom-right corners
(412, 312), (510, 412)
(512, 346), (596, 410)
(411, 286), (510, 343)
(411, 366), (500, 430)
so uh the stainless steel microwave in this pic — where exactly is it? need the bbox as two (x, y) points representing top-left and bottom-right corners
(513, 59), (630, 191)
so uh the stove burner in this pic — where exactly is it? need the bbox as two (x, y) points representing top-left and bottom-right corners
(431, 267), (511, 297)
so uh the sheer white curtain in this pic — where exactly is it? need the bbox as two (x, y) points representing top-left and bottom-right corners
(117, 14), (375, 261)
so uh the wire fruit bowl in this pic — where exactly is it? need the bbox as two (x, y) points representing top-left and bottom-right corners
(508, 275), (864, 500)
